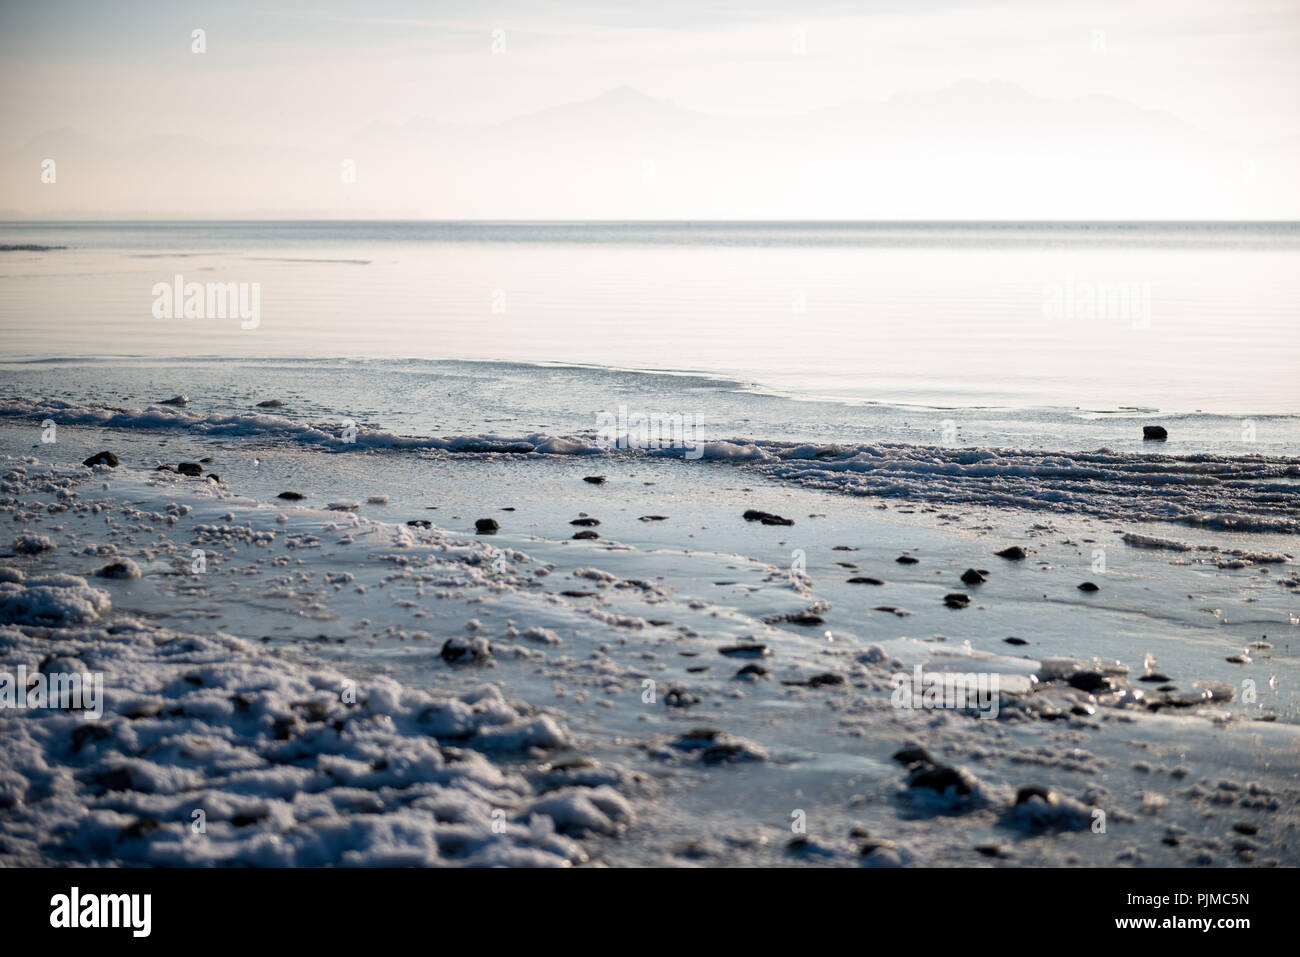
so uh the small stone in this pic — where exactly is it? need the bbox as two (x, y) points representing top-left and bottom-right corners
(664, 688), (700, 708)
(82, 451), (120, 468)
(582, 475), (607, 484)
(1067, 671), (1112, 693)
(1077, 581), (1100, 592)
(570, 518), (600, 526)
(1143, 425), (1168, 441)
(278, 491), (306, 500)
(895, 555), (919, 564)
(892, 745), (933, 767)
(719, 644), (770, 658)
(440, 636), (491, 665)
(95, 559), (142, 580)
(572, 530), (599, 540)
(995, 545), (1026, 560)
(846, 576), (884, 585)
(943, 593), (971, 608)
(960, 568), (986, 585)
(742, 509), (794, 526)
(176, 463), (203, 476)
(908, 765), (975, 796)
(1015, 785), (1059, 806)
(805, 672), (845, 688)
(474, 518), (499, 534)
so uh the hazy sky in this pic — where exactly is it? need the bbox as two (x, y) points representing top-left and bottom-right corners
(1, 0), (1296, 216)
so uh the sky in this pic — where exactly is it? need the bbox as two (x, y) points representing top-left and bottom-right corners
(1, 0), (1297, 217)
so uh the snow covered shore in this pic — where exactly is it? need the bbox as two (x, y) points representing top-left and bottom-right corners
(1, 414), (1297, 867)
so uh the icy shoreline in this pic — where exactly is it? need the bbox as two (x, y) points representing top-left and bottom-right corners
(1, 421), (1298, 867)
(4, 395), (1298, 533)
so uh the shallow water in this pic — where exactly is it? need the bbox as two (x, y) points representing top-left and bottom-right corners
(2, 221), (1298, 415)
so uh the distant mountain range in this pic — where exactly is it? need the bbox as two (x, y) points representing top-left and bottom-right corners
(2, 81), (1294, 218)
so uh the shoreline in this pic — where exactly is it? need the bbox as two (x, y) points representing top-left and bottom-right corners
(2, 415), (1297, 866)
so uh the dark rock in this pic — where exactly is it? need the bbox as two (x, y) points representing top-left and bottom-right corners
(664, 687), (700, 708)
(671, 728), (720, 749)
(846, 576), (884, 585)
(960, 568), (986, 585)
(440, 637), (491, 665)
(278, 491), (306, 500)
(907, 764), (975, 796)
(700, 743), (761, 765)
(857, 839), (899, 857)
(206, 474), (221, 483)
(943, 593), (971, 608)
(582, 475), (607, 484)
(1077, 581), (1100, 592)
(892, 745), (933, 767)
(639, 515), (668, 522)
(406, 519), (432, 528)
(1066, 670), (1112, 693)
(719, 644), (770, 658)
(776, 612), (824, 625)
(895, 555), (919, 564)
(159, 395), (188, 406)
(1138, 672), (1172, 683)
(176, 462), (203, 476)
(995, 546), (1026, 560)
(734, 663), (768, 679)
(1003, 636), (1029, 646)
(82, 451), (119, 468)
(1015, 785), (1059, 806)
(474, 518), (499, 534)
(256, 399), (284, 408)
(572, 530), (599, 540)
(1143, 425), (1168, 441)
(742, 509), (794, 526)
(95, 560), (141, 580)
(806, 672), (845, 688)
(570, 518), (600, 526)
